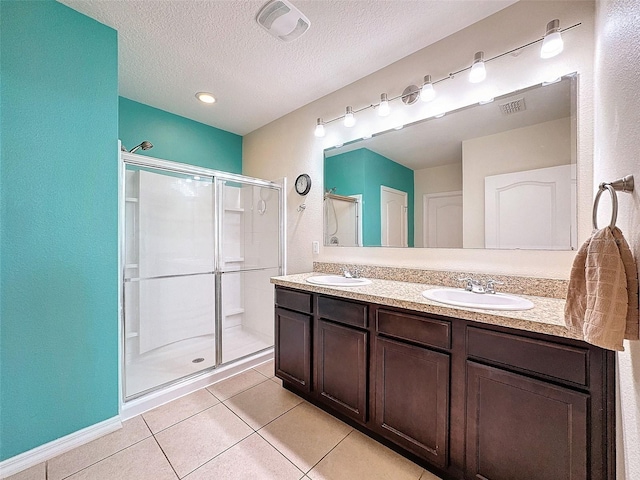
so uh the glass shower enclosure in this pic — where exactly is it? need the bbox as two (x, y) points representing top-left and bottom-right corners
(120, 153), (283, 400)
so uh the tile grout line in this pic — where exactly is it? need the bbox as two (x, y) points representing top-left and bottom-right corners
(176, 428), (254, 479)
(253, 429), (308, 477)
(304, 429), (355, 476)
(149, 435), (180, 479)
(53, 434), (153, 480)
(207, 376), (272, 403)
(147, 396), (221, 435)
(253, 401), (352, 475)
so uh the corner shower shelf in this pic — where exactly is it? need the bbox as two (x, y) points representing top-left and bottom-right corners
(224, 207), (244, 212)
(125, 197), (139, 203)
(125, 263), (139, 269)
(225, 308), (245, 317)
(126, 332), (139, 339)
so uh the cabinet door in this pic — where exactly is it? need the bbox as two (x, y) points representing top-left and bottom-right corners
(275, 307), (311, 392)
(316, 319), (368, 423)
(466, 361), (588, 480)
(374, 337), (450, 467)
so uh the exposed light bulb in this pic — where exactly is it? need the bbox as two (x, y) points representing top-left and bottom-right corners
(314, 118), (325, 137)
(344, 106), (356, 127)
(469, 51), (486, 83)
(420, 75), (436, 102)
(541, 19), (564, 59)
(378, 93), (390, 117)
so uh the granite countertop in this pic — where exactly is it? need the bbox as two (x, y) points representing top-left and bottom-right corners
(271, 272), (580, 341)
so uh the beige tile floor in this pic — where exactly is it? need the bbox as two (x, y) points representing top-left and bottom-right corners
(6, 360), (443, 480)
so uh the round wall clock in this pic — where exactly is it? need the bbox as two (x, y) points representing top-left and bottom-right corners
(295, 173), (312, 196)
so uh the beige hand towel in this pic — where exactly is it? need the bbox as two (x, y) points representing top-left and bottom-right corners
(564, 227), (639, 351)
(612, 227), (640, 339)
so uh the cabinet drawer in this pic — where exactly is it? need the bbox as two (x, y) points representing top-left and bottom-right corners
(318, 296), (368, 328)
(467, 327), (589, 387)
(377, 309), (451, 350)
(275, 288), (312, 314)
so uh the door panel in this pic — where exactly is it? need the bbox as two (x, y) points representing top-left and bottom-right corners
(275, 307), (311, 391)
(316, 319), (368, 422)
(485, 164), (575, 250)
(381, 186), (408, 247)
(466, 361), (588, 480)
(375, 337), (450, 466)
(424, 191), (463, 248)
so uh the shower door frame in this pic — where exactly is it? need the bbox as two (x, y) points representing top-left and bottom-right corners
(118, 152), (285, 403)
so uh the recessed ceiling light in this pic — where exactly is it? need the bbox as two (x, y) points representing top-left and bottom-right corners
(196, 92), (216, 104)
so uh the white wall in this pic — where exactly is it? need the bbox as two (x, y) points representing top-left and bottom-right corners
(243, 0), (594, 279)
(462, 117), (572, 247)
(414, 163), (463, 247)
(594, 1), (640, 478)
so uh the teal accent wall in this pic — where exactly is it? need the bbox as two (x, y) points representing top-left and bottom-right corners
(324, 149), (365, 197)
(119, 97), (242, 174)
(0, 1), (119, 461)
(324, 148), (414, 247)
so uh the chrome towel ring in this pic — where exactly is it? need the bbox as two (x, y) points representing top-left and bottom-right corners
(592, 175), (634, 230)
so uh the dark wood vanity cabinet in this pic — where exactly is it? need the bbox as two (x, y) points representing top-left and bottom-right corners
(274, 286), (615, 480)
(274, 289), (312, 392)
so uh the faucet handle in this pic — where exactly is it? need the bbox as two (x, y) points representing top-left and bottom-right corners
(343, 269), (353, 278)
(485, 279), (504, 294)
(457, 277), (474, 291)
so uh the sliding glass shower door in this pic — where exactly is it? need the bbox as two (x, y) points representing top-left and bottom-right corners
(121, 155), (283, 400)
(123, 165), (216, 398)
(219, 181), (281, 363)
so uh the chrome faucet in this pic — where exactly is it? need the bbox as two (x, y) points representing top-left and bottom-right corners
(485, 279), (504, 294)
(458, 277), (504, 294)
(344, 268), (361, 278)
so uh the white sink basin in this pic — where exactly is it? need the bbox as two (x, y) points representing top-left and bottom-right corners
(422, 288), (534, 311)
(306, 275), (372, 287)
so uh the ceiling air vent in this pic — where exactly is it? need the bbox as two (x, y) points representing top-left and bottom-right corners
(499, 98), (526, 115)
(256, 0), (310, 42)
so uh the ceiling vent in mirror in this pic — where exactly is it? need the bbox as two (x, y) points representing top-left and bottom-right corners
(499, 98), (526, 115)
(256, 0), (310, 42)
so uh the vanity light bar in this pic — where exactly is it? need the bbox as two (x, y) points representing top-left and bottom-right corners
(314, 20), (580, 134)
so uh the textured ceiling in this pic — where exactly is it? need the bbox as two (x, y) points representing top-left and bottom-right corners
(59, 0), (517, 135)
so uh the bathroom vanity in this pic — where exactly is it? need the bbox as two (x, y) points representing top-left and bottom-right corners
(272, 274), (615, 480)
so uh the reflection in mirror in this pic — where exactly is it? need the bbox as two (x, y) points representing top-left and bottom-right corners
(324, 74), (577, 250)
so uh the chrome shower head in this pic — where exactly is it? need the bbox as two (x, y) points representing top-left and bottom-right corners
(129, 141), (153, 153)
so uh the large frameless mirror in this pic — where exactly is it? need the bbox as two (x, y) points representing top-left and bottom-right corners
(323, 74), (577, 250)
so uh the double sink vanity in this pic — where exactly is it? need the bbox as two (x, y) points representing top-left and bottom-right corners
(271, 265), (615, 480)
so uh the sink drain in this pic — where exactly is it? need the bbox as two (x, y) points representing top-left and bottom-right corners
(192, 358), (205, 363)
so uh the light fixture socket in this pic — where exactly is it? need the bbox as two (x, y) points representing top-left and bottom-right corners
(420, 75), (436, 102)
(469, 51), (486, 83)
(344, 106), (356, 127)
(314, 117), (325, 137)
(541, 19), (564, 59)
(378, 93), (390, 117)
(401, 85), (420, 105)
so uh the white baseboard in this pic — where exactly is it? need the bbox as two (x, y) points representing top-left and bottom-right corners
(0, 416), (122, 479)
(120, 348), (274, 420)
(0, 349), (274, 479)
